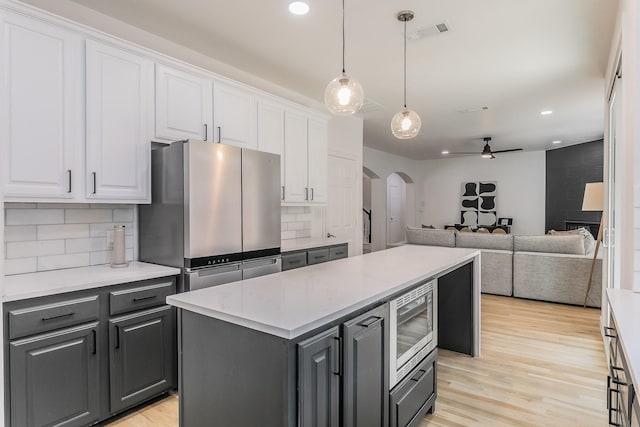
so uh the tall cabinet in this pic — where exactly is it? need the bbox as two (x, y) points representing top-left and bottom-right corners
(1, 12), (83, 200)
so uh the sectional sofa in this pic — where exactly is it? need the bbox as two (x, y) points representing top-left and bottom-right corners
(406, 227), (602, 308)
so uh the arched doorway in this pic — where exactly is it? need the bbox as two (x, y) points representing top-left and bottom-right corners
(386, 172), (415, 247)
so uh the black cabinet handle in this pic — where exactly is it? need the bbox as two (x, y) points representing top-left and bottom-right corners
(604, 326), (617, 338)
(203, 124), (208, 141)
(358, 316), (381, 328)
(133, 295), (157, 303)
(311, 187), (314, 201)
(313, 255), (325, 260)
(41, 312), (74, 322)
(305, 187), (309, 201)
(92, 172), (97, 194)
(92, 329), (97, 355)
(115, 325), (120, 349)
(333, 336), (342, 376)
(334, 251), (345, 256)
(411, 369), (426, 382)
(288, 260), (301, 265)
(608, 385), (622, 426)
(610, 365), (627, 386)
(281, 186), (285, 201)
(67, 170), (72, 193)
(217, 126), (221, 143)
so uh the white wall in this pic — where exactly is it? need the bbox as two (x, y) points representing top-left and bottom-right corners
(328, 116), (364, 256)
(420, 151), (546, 235)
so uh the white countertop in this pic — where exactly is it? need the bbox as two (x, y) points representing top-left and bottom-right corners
(607, 288), (640, 391)
(3, 261), (181, 302)
(281, 237), (350, 252)
(167, 245), (479, 340)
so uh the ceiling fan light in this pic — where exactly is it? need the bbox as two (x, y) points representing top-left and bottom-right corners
(325, 73), (364, 115)
(391, 108), (421, 139)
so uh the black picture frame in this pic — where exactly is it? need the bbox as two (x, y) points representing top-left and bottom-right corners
(498, 217), (512, 226)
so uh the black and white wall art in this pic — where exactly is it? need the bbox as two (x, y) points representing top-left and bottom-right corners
(460, 181), (497, 226)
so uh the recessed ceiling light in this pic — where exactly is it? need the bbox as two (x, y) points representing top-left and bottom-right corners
(552, 140), (562, 144)
(442, 150), (449, 155)
(540, 110), (553, 115)
(289, 1), (309, 15)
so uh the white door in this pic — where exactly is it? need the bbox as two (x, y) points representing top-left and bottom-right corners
(387, 174), (405, 245)
(213, 82), (257, 149)
(155, 64), (212, 141)
(283, 111), (308, 203)
(1, 13), (83, 199)
(257, 100), (285, 195)
(85, 40), (153, 202)
(605, 71), (622, 290)
(307, 119), (328, 204)
(327, 154), (358, 254)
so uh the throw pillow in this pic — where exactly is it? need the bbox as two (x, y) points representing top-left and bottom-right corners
(548, 228), (596, 254)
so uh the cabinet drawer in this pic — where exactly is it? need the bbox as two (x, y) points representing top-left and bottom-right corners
(329, 245), (348, 260)
(110, 279), (176, 316)
(282, 252), (307, 271)
(390, 350), (437, 427)
(307, 248), (329, 265)
(8, 296), (99, 340)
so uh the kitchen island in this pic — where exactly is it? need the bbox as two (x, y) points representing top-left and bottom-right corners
(167, 245), (480, 427)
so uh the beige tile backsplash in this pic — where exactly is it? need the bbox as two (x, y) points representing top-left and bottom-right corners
(3, 203), (135, 275)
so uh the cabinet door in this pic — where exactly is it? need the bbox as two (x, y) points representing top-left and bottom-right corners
(284, 111), (308, 203)
(257, 99), (285, 192)
(109, 305), (176, 413)
(85, 40), (153, 202)
(298, 326), (340, 427)
(307, 118), (328, 203)
(342, 305), (388, 427)
(155, 64), (212, 141)
(9, 322), (100, 427)
(1, 12), (83, 200)
(213, 82), (257, 149)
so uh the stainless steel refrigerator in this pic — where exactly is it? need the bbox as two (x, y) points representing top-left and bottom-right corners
(139, 140), (281, 291)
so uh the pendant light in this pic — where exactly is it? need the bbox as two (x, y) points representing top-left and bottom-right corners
(324, 0), (364, 115)
(391, 10), (421, 139)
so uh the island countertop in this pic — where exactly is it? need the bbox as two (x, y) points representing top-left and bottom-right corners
(167, 245), (480, 340)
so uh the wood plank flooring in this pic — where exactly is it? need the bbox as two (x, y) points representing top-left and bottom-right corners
(105, 294), (607, 427)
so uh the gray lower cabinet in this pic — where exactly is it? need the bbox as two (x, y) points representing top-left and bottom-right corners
(298, 326), (340, 427)
(631, 394), (639, 427)
(342, 305), (389, 427)
(9, 322), (101, 427)
(389, 349), (437, 427)
(109, 305), (176, 413)
(283, 243), (348, 271)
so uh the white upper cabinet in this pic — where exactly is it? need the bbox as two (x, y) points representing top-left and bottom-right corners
(1, 12), (83, 200)
(284, 111), (309, 203)
(213, 82), (257, 149)
(307, 118), (328, 204)
(257, 99), (285, 195)
(85, 40), (153, 202)
(155, 64), (212, 142)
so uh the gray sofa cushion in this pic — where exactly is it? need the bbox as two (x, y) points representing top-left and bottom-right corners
(513, 235), (585, 255)
(547, 228), (596, 254)
(406, 227), (455, 247)
(455, 233), (514, 251)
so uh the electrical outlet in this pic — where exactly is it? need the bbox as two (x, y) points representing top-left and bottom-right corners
(106, 230), (114, 249)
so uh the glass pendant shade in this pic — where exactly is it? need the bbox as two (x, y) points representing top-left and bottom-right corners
(324, 72), (364, 116)
(390, 108), (421, 139)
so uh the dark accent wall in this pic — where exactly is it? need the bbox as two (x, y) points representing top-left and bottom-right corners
(545, 140), (603, 234)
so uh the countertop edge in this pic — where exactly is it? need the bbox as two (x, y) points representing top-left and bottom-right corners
(3, 262), (181, 302)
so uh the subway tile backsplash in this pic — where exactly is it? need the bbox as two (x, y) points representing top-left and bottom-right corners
(4, 203), (135, 275)
(281, 206), (312, 240)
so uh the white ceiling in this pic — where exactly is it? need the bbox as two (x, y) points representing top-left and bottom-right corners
(66, 0), (619, 160)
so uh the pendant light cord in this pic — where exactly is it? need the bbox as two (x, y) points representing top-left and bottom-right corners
(342, 0), (346, 73)
(403, 19), (407, 108)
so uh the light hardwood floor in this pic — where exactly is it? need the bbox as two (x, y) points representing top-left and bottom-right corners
(106, 295), (607, 427)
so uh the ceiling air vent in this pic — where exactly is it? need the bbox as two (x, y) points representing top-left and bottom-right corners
(407, 20), (452, 40)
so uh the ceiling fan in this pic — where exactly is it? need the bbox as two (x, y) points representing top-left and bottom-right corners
(450, 137), (523, 159)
